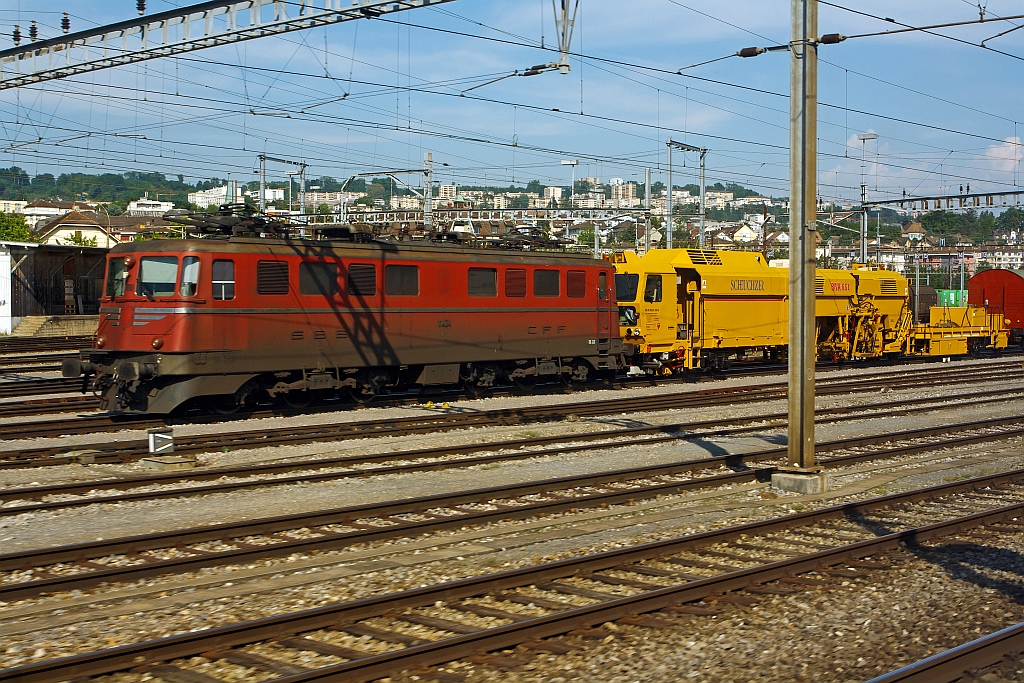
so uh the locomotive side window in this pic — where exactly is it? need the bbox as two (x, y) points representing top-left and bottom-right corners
(505, 268), (527, 297)
(212, 260), (235, 300)
(257, 261), (290, 295)
(467, 268), (497, 297)
(615, 273), (639, 302)
(643, 274), (663, 303)
(136, 257), (179, 298)
(385, 265), (419, 296)
(347, 264), (377, 296)
(300, 262), (339, 296)
(534, 269), (560, 297)
(567, 270), (587, 298)
(179, 256), (200, 297)
(105, 258), (127, 297)
(599, 272), (608, 300)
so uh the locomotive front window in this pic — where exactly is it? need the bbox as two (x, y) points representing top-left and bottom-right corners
(136, 256), (179, 298)
(534, 269), (560, 297)
(300, 262), (339, 296)
(615, 273), (639, 302)
(105, 257), (127, 297)
(180, 256), (200, 297)
(643, 274), (663, 303)
(212, 260), (235, 300)
(385, 265), (419, 296)
(467, 268), (497, 297)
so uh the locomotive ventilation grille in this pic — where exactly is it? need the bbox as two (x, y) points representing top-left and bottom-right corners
(257, 261), (289, 295)
(687, 249), (723, 265)
(815, 277), (825, 295)
(880, 279), (899, 296)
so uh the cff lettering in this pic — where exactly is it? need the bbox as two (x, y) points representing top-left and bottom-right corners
(730, 279), (765, 291)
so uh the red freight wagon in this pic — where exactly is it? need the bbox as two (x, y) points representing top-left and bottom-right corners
(63, 237), (620, 413)
(969, 268), (1024, 344)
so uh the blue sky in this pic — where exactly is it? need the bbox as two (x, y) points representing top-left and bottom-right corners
(0, 0), (1021, 205)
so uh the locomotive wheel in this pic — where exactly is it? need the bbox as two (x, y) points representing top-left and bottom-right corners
(282, 391), (314, 409)
(511, 371), (537, 393)
(347, 372), (389, 404)
(207, 394), (242, 415)
(562, 360), (591, 388)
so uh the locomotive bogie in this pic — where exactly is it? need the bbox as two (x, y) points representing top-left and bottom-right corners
(66, 238), (618, 413)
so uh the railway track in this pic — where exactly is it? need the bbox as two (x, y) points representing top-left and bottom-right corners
(0, 335), (92, 353)
(866, 620), (1024, 682)
(0, 377), (80, 399)
(4, 465), (1023, 683)
(1, 359), (1020, 467)
(2, 387), (1021, 518)
(1, 414), (1022, 602)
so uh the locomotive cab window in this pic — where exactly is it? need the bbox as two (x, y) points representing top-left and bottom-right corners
(212, 260), (235, 300)
(257, 261), (290, 295)
(179, 256), (200, 297)
(567, 270), (587, 299)
(644, 274), (663, 303)
(505, 268), (527, 297)
(468, 268), (497, 297)
(534, 269), (560, 297)
(385, 265), (419, 296)
(615, 273), (639, 302)
(347, 264), (377, 296)
(136, 256), (179, 298)
(300, 262), (339, 296)
(106, 257), (128, 297)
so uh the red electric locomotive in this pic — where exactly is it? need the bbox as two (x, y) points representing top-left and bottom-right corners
(63, 237), (620, 413)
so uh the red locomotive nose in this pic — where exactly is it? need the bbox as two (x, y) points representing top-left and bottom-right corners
(95, 336), (106, 348)
(151, 337), (164, 350)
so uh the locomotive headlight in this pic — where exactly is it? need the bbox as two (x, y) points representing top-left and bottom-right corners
(123, 255), (135, 268)
(94, 336), (105, 348)
(151, 336), (164, 350)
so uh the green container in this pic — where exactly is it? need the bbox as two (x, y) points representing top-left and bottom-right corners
(935, 289), (967, 307)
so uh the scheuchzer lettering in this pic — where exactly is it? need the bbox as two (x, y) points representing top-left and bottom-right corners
(729, 279), (765, 291)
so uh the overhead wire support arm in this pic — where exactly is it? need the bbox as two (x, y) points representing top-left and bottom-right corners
(0, 0), (457, 90)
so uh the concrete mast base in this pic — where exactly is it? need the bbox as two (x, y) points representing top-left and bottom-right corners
(771, 468), (831, 495)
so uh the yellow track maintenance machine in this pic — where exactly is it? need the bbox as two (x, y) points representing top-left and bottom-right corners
(611, 249), (913, 374)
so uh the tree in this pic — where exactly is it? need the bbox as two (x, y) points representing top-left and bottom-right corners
(105, 201), (127, 216)
(509, 194), (530, 209)
(526, 180), (545, 195)
(60, 232), (98, 247)
(316, 203), (331, 215)
(577, 225), (595, 249)
(0, 212), (36, 243)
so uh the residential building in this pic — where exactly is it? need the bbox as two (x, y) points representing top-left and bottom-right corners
(705, 191), (735, 209)
(726, 196), (771, 208)
(23, 200), (97, 226)
(391, 195), (422, 210)
(438, 184), (458, 200)
(33, 210), (119, 249)
(492, 194), (510, 209)
(127, 198), (175, 216)
(543, 186), (564, 202)
(245, 188), (286, 202)
(580, 176), (601, 188)
(0, 200), (27, 214)
(902, 222), (926, 241)
(609, 178), (625, 186)
(187, 185), (244, 207)
(611, 182), (637, 207)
